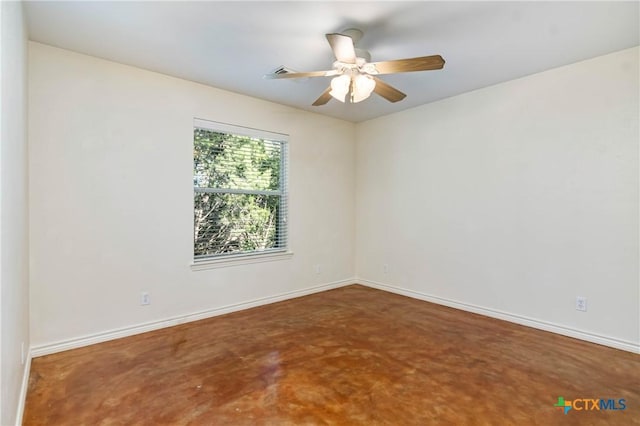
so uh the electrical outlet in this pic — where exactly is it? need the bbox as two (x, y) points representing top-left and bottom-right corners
(314, 264), (321, 275)
(576, 296), (587, 312)
(21, 342), (25, 365)
(141, 292), (151, 306)
(383, 264), (389, 274)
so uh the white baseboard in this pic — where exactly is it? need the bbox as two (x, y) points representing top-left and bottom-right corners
(31, 278), (356, 357)
(30, 277), (639, 358)
(358, 278), (640, 354)
(15, 349), (31, 426)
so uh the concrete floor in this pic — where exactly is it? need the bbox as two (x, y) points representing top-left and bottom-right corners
(24, 285), (640, 425)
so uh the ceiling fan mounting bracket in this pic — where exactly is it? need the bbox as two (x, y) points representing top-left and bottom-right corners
(341, 28), (363, 43)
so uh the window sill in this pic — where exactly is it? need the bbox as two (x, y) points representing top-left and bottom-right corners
(190, 251), (294, 271)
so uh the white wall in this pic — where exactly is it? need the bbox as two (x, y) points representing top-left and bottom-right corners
(0, 1), (30, 424)
(356, 47), (639, 350)
(29, 42), (356, 350)
(28, 40), (639, 357)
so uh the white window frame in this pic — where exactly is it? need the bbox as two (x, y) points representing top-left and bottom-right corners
(191, 118), (292, 270)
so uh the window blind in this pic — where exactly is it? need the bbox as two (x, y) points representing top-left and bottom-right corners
(193, 119), (288, 260)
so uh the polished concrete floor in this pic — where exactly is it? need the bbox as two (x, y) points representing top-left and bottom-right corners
(24, 285), (639, 425)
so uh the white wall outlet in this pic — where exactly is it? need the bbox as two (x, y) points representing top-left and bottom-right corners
(383, 264), (389, 274)
(314, 264), (321, 275)
(21, 342), (25, 365)
(576, 296), (587, 312)
(141, 292), (151, 306)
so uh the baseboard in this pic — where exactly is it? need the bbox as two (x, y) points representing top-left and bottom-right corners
(15, 348), (31, 426)
(358, 278), (640, 354)
(31, 278), (356, 357)
(31, 277), (639, 358)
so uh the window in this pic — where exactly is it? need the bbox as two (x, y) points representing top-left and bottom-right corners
(193, 119), (288, 262)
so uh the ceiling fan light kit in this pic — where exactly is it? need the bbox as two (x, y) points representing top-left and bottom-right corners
(265, 28), (445, 106)
(351, 74), (376, 103)
(329, 74), (350, 102)
(329, 71), (376, 103)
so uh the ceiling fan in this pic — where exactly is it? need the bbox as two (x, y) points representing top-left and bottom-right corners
(264, 29), (445, 106)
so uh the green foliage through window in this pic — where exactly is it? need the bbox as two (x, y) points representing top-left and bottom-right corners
(194, 124), (287, 258)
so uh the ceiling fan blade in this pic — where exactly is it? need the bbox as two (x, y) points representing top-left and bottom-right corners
(326, 33), (357, 64)
(372, 77), (406, 103)
(370, 55), (445, 75)
(264, 70), (338, 79)
(312, 87), (332, 106)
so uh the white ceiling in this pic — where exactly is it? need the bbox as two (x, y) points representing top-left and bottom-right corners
(24, 1), (639, 123)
